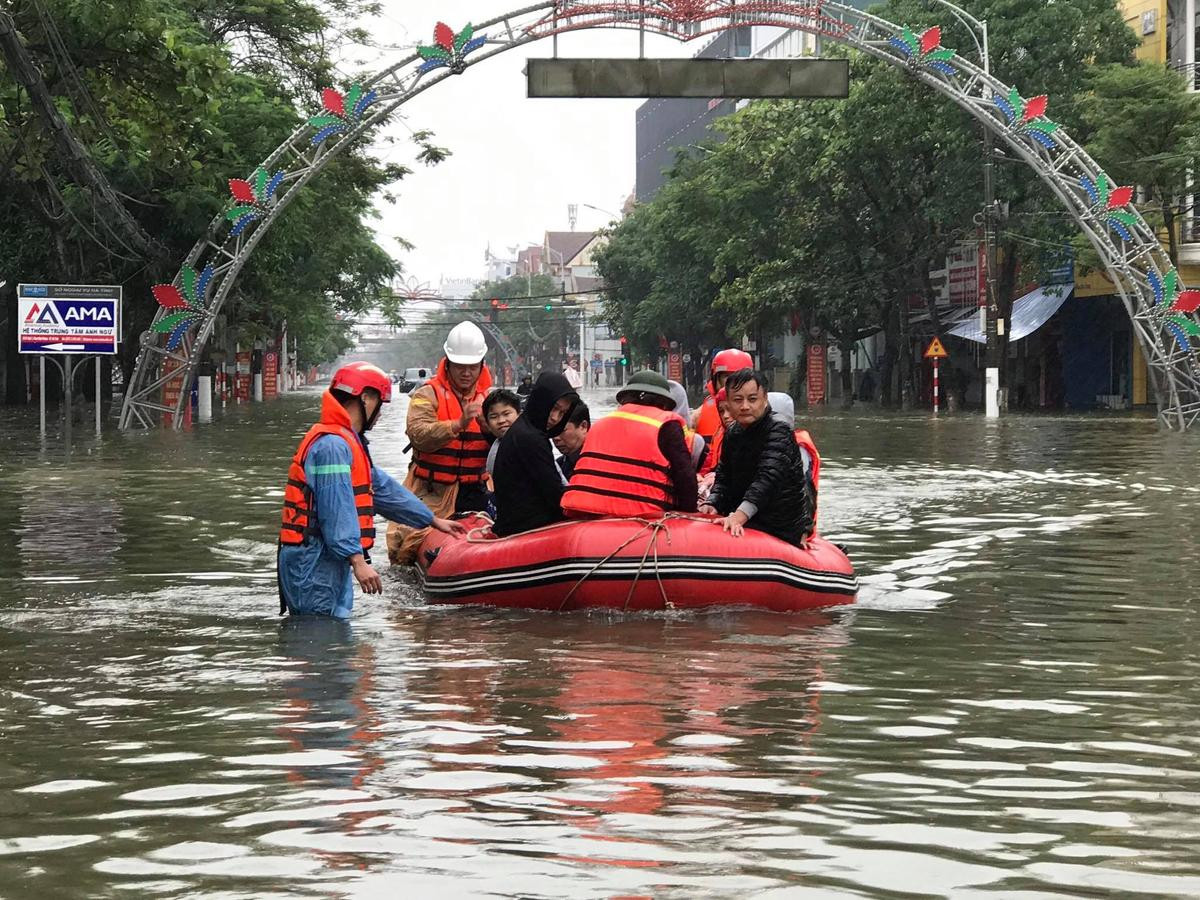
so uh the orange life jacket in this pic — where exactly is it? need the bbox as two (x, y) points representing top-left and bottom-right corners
(411, 359), (493, 485)
(699, 422), (725, 477)
(795, 428), (820, 528)
(280, 390), (375, 549)
(695, 394), (722, 442)
(562, 403), (685, 518)
(794, 429), (820, 491)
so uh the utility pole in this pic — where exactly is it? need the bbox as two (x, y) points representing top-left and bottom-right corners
(983, 125), (1001, 419)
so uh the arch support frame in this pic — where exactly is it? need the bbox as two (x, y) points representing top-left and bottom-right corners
(120, 0), (1200, 431)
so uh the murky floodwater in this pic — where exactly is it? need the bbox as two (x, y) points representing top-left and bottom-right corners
(1, 388), (1199, 897)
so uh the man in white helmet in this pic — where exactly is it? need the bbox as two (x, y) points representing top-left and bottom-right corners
(387, 321), (493, 565)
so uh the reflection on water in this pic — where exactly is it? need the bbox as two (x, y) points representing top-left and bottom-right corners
(0, 391), (1199, 895)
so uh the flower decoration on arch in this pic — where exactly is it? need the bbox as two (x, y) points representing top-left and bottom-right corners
(226, 166), (285, 237)
(1148, 268), (1200, 350)
(417, 22), (487, 75)
(1079, 173), (1138, 243)
(889, 26), (957, 76)
(309, 83), (378, 146)
(994, 89), (1059, 150)
(151, 265), (214, 351)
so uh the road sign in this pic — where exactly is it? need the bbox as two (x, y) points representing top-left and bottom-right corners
(807, 343), (826, 408)
(923, 336), (949, 359)
(18, 284), (121, 354)
(668, 351), (683, 381)
(263, 351), (279, 399)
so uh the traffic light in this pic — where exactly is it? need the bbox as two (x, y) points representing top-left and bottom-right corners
(489, 298), (499, 323)
(619, 338), (629, 367)
(544, 302), (553, 311)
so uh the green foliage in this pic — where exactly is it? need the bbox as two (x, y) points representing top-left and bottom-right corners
(0, 0), (428, 390)
(1077, 62), (1200, 266)
(600, 0), (1144, 402)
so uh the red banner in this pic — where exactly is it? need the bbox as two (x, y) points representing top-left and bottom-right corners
(668, 351), (683, 382)
(235, 350), (252, 402)
(807, 343), (826, 408)
(263, 351), (278, 399)
(162, 357), (192, 428)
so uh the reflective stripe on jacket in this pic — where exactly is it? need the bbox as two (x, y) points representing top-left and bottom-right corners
(280, 390), (375, 549)
(562, 403), (685, 518)
(411, 361), (491, 485)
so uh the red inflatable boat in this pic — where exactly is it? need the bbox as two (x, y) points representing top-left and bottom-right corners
(415, 513), (857, 612)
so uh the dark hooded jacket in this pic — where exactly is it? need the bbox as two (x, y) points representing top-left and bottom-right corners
(492, 372), (579, 536)
(707, 404), (813, 546)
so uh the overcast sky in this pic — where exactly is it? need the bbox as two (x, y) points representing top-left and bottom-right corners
(341, 1), (695, 289)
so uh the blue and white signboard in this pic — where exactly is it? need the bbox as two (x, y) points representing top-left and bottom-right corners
(18, 284), (121, 354)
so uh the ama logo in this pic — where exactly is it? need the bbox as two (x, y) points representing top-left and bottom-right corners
(23, 303), (63, 326)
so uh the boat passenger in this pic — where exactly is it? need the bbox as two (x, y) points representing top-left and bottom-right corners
(767, 391), (821, 528)
(278, 362), (465, 619)
(483, 389), (522, 476)
(387, 321), (493, 565)
(553, 400), (591, 482)
(698, 387), (732, 480)
(667, 379), (707, 470)
(699, 369), (813, 545)
(562, 370), (698, 519)
(693, 348), (754, 444)
(482, 389), (522, 520)
(491, 372), (580, 537)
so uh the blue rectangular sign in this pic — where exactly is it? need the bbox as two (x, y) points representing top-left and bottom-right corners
(18, 284), (121, 355)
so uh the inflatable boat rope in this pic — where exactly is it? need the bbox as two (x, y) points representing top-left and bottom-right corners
(458, 512), (804, 613)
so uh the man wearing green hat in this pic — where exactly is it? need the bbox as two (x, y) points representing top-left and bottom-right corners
(561, 370), (698, 519)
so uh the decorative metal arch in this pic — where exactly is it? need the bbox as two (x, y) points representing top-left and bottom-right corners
(120, 0), (1200, 431)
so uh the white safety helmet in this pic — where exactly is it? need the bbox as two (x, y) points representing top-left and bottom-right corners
(443, 321), (488, 365)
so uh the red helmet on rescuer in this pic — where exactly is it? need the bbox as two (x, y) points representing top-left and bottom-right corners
(711, 348), (754, 381)
(330, 362), (393, 403)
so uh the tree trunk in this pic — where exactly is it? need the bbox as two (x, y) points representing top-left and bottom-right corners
(840, 341), (853, 408)
(898, 295), (914, 410)
(879, 302), (898, 407)
(3, 285), (25, 405)
(1163, 201), (1179, 267)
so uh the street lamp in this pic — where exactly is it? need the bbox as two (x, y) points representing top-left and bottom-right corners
(923, 0), (1001, 418)
(582, 202), (621, 220)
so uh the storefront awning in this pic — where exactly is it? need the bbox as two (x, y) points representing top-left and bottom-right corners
(946, 283), (1073, 344)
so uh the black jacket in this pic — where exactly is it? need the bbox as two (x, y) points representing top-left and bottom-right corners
(492, 372), (579, 536)
(708, 406), (813, 545)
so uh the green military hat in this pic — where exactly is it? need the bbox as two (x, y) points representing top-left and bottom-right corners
(616, 369), (675, 404)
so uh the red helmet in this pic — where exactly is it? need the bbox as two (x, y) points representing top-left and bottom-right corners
(330, 362), (392, 403)
(711, 348), (754, 379)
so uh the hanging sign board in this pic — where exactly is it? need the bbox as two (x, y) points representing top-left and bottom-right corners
(263, 351), (279, 399)
(668, 351), (683, 381)
(807, 343), (827, 408)
(17, 284), (121, 354)
(924, 337), (949, 359)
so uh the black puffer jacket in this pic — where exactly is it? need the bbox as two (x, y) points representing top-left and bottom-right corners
(492, 372), (579, 537)
(708, 406), (813, 546)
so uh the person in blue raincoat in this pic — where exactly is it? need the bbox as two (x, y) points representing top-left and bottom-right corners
(278, 362), (465, 618)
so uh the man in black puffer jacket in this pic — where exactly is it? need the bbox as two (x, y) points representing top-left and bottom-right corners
(700, 368), (813, 546)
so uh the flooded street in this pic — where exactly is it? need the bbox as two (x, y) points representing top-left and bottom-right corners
(2, 390), (1199, 896)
